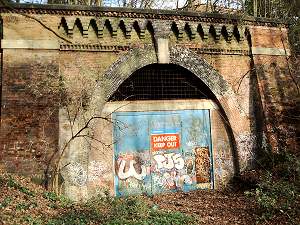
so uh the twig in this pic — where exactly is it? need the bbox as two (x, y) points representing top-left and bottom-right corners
(279, 27), (300, 94)
(236, 68), (255, 92)
(0, 0), (72, 44)
(66, 106), (74, 137)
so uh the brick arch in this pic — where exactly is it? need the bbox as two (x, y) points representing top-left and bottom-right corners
(101, 47), (242, 114)
(94, 46), (253, 170)
(101, 47), (233, 100)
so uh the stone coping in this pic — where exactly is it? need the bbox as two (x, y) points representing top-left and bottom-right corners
(0, 2), (287, 26)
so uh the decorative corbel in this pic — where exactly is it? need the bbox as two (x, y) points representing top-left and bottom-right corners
(214, 24), (222, 41)
(95, 20), (104, 38)
(175, 21), (185, 41)
(81, 18), (91, 38)
(65, 17), (76, 37)
(123, 20), (133, 39)
(226, 25), (234, 43)
(238, 26), (246, 41)
(201, 24), (210, 40)
(189, 23), (198, 40)
(109, 19), (119, 38)
(136, 20), (147, 39)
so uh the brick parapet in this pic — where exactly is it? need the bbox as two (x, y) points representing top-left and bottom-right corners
(0, 2), (288, 27)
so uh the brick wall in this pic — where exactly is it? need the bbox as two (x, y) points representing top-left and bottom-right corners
(0, 4), (298, 194)
(249, 25), (299, 153)
(1, 49), (59, 175)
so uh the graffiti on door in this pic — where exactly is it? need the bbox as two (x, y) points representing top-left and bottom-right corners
(115, 153), (151, 196)
(113, 110), (213, 196)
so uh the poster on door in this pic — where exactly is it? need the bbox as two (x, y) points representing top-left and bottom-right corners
(151, 133), (180, 151)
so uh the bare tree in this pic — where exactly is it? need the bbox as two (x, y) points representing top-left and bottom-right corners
(27, 63), (115, 192)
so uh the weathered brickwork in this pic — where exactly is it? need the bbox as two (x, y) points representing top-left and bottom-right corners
(1, 49), (59, 175)
(253, 55), (299, 153)
(0, 3), (297, 199)
(249, 25), (299, 153)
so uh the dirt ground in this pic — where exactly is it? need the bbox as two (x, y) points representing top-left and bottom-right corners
(147, 190), (258, 225)
(1, 171), (297, 225)
(148, 188), (300, 225)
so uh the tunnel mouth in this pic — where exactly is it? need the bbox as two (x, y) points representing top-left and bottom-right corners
(102, 63), (238, 195)
(109, 63), (216, 101)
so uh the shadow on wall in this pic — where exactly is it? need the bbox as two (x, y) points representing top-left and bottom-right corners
(247, 30), (300, 156)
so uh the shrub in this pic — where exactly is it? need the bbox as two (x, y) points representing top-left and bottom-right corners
(245, 151), (300, 223)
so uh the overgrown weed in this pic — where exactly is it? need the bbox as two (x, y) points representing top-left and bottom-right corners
(245, 150), (300, 224)
(0, 174), (195, 225)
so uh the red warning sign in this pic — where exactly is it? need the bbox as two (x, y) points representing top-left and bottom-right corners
(151, 134), (180, 151)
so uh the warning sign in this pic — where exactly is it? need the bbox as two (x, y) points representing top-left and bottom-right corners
(151, 134), (180, 151)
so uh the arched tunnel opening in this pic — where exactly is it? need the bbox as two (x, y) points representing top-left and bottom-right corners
(109, 64), (216, 101)
(93, 63), (236, 196)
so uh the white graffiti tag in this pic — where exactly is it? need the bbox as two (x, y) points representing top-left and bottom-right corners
(154, 153), (184, 170)
(118, 160), (147, 181)
(65, 162), (87, 186)
(88, 161), (108, 182)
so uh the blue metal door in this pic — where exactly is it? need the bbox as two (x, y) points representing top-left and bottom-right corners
(113, 110), (213, 196)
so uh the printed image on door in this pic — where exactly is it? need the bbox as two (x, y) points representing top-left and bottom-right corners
(113, 110), (213, 197)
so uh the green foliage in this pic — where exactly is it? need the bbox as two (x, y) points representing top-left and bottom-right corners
(46, 210), (99, 225)
(43, 191), (60, 202)
(16, 203), (30, 211)
(245, 151), (300, 223)
(108, 196), (151, 222)
(0, 197), (12, 209)
(104, 209), (194, 225)
(246, 173), (298, 221)
(0, 174), (191, 223)
(100, 195), (195, 225)
(43, 191), (73, 208)
(46, 194), (195, 225)
(23, 216), (43, 225)
(7, 176), (35, 197)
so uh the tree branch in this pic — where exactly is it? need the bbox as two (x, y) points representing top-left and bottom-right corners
(0, 0), (72, 44)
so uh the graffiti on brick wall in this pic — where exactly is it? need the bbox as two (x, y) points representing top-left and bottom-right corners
(88, 161), (109, 183)
(215, 140), (233, 185)
(151, 147), (212, 192)
(63, 161), (110, 186)
(113, 110), (213, 195)
(152, 172), (193, 190)
(2, 140), (49, 160)
(153, 153), (184, 170)
(115, 153), (151, 195)
(237, 133), (256, 168)
(114, 147), (213, 195)
(117, 159), (147, 180)
(5, 15), (20, 24)
(64, 162), (87, 186)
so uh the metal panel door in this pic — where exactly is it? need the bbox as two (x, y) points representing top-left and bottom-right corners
(113, 110), (213, 196)
(148, 113), (182, 194)
(113, 113), (152, 196)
